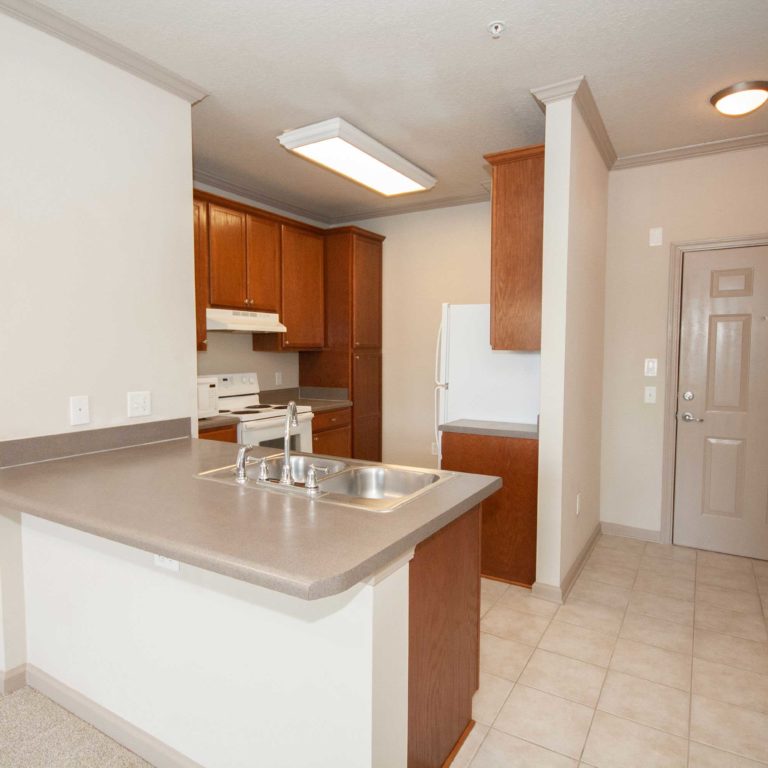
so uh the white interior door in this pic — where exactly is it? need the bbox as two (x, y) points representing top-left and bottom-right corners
(673, 245), (768, 559)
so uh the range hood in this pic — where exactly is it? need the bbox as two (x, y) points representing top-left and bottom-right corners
(206, 308), (287, 333)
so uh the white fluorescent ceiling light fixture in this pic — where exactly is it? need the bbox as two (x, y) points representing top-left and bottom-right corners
(277, 118), (436, 196)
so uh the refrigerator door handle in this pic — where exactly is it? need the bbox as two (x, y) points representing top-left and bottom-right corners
(434, 321), (444, 386)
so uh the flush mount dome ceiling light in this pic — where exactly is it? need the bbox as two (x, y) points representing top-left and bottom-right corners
(277, 117), (436, 197)
(710, 81), (768, 116)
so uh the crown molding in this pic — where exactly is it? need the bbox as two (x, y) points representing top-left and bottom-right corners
(327, 191), (490, 225)
(195, 168), (490, 226)
(0, 0), (207, 104)
(193, 171), (331, 226)
(613, 131), (768, 169)
(530, 76), (585, 107)
(530, 76), (617, 170)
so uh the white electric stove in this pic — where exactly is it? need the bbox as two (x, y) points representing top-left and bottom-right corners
(199, 372), (314, 450)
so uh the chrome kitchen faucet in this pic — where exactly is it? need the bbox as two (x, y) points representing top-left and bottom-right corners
(280, 401), (299, 484)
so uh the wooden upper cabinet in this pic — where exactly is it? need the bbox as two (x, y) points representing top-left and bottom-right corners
(280, 225), (325, 349)
(208, 204), (247, 309)
(246, 215), (280, 313)
(193, 199), (209, 351)
(352, 235), (382, 349)
(484, 144), (544, 351)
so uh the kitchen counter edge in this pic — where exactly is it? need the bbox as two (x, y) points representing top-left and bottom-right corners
(0, 439), (500, 601)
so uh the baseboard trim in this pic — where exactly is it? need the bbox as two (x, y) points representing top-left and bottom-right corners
(601, 522), (661, 543)
(26, 666), (204, 768)
(1, 663), (28, 695)
(560, 523), (602, 601)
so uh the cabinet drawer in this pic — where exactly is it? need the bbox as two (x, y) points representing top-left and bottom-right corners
(312, 408), (351, 432)
(199, 424), (239, 443)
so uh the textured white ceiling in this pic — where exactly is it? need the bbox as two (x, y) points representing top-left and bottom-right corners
(34, 0), (768, 221)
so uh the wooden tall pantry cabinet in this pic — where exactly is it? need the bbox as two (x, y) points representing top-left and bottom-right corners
(300, 227), (384, 462)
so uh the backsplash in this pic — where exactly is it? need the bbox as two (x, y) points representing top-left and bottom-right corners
(197, 333), (299, 390)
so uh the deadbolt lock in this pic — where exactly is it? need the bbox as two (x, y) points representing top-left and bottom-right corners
(682, 391), (694, 401)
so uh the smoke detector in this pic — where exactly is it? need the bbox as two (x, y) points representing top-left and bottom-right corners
(488, 21), (506, 39)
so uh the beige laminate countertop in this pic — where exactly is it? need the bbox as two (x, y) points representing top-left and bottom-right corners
(265, 397), (354, 413)
(440, 419), (539, 439)
(0, 439), (499, 600)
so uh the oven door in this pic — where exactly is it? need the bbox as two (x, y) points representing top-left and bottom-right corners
(238, 413), (313, 451)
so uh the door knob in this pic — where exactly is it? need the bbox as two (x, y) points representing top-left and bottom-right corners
(680, 412), (704, 423)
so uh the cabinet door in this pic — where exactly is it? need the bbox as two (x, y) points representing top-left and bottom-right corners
(351, 236), (382, 349)
(208, 204), (247, 309)
(486, 146), (544, 351)
(246, 215), (281, 312)
(352, 352), (381, 461)
(193, 199), (209, 351)
(312, 426), (352, 458)
(441, 432), (538, 586)
(281, 225), (325, 349)
(409, 506), (480, 767)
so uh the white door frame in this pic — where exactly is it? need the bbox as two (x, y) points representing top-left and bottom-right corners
(660, 232), (768, 544)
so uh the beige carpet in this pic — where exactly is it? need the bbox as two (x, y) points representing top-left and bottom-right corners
(0, 687), (151, 767)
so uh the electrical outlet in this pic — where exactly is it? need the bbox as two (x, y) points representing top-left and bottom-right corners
(69, 395), (90, 426)
(153, 554), (179, 572)
(127, 391), (151, 418)
(275, 371), (283, 386)
(576, 492), (581, 516)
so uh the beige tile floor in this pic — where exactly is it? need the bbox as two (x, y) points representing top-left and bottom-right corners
(2, 534), (766, 767)
(0, 687), (150, 768)
(455, 534), (768, 768)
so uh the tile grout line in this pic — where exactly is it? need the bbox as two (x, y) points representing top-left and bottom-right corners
(575, 545), (639, 764)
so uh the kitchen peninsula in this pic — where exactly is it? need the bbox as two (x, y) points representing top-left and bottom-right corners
(0, 437), (500, 768)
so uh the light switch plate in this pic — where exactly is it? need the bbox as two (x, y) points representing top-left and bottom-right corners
(649, 227), (663, 247)
(644, 358), (658, 377)
(644, 386), (657, 404)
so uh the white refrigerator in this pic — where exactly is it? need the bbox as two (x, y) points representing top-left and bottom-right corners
(434, 303), (540, 462)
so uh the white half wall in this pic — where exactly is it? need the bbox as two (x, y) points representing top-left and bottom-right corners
(0, 14), (196, 441)
(353, 203), (491, 468)
(536, 87), (609, 592)
(601, 145), (768, 534)
(22, 515), (409, 768)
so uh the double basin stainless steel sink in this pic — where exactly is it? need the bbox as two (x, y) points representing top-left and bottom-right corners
(199, 452), (454, 512)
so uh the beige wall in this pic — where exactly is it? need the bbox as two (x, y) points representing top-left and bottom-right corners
(601, 145), (768, 535)
(536, 96), (608, 592)
(0, 15), (195, 671)
(0, 15), (196, 440)
(197, 334), (300, 391)
(353, 203), (491, 468)
(560, 107), (608, 578)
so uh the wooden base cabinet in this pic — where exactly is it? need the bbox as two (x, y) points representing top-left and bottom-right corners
(409, 506), (480, 768)
(198, 423), (238, 443)
(311, 408), (352, 458)
(441, 432), (538, 587)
